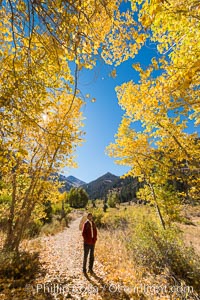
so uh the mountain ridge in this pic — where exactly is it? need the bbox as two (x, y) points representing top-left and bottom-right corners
(83, 172), (138, 201)
(57, 172), (139, 202)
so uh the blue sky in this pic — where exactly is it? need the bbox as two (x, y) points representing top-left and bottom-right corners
(63, 1), (158, 183)
(63, 42), (199, 183)
(63, 46), (157, 183)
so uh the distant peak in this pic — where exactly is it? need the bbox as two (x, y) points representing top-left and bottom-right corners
(97, 172), (119, 181)
(104, 172), (117, 177)
(67, 175), (78, 180)
(66, 175), (86, 187)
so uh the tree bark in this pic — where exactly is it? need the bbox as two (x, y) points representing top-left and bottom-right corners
(148, 182), (166, 230)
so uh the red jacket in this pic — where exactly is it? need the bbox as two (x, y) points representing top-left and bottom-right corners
(82, 220), (97, 245)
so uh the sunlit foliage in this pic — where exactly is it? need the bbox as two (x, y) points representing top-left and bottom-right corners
(107, 0), (200, 226)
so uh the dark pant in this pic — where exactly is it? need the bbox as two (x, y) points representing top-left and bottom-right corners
(83, 243), (95, 272)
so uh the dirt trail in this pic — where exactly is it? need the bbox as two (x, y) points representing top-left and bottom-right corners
(28, 215), (130, 300)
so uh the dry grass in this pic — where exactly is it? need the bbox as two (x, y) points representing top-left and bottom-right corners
(96, 229), (151, 299)
(96, 228), (183, 300)
(180, 222), (200, 253)
(182, 204), (200, 219)
(95, 204), (200, 299)
(96, 229), (139, 284)
(179, 205), (200, 253)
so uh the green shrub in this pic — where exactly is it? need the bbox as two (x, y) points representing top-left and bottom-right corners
(107, 191), (120, 208)
(127, 218), (200, 292)
(24, 220), (43, 238)
(102, 213), (129, 230)
(41, 200), (53, 224)
(0, 250), (41, 287)
(40, 217), (65, 235)
(101, 206), (200, 293)
(91, 207), (130, 229)
(67, 187), (89, 208)
(0, 194), (11, 205)
(90, 208), (105, 227)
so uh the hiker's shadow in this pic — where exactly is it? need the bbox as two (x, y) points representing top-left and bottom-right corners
(84, 272), (131, 300)
(83, 271), (102, 284)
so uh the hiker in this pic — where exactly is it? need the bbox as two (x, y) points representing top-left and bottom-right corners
(82, 213), (97, 274)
